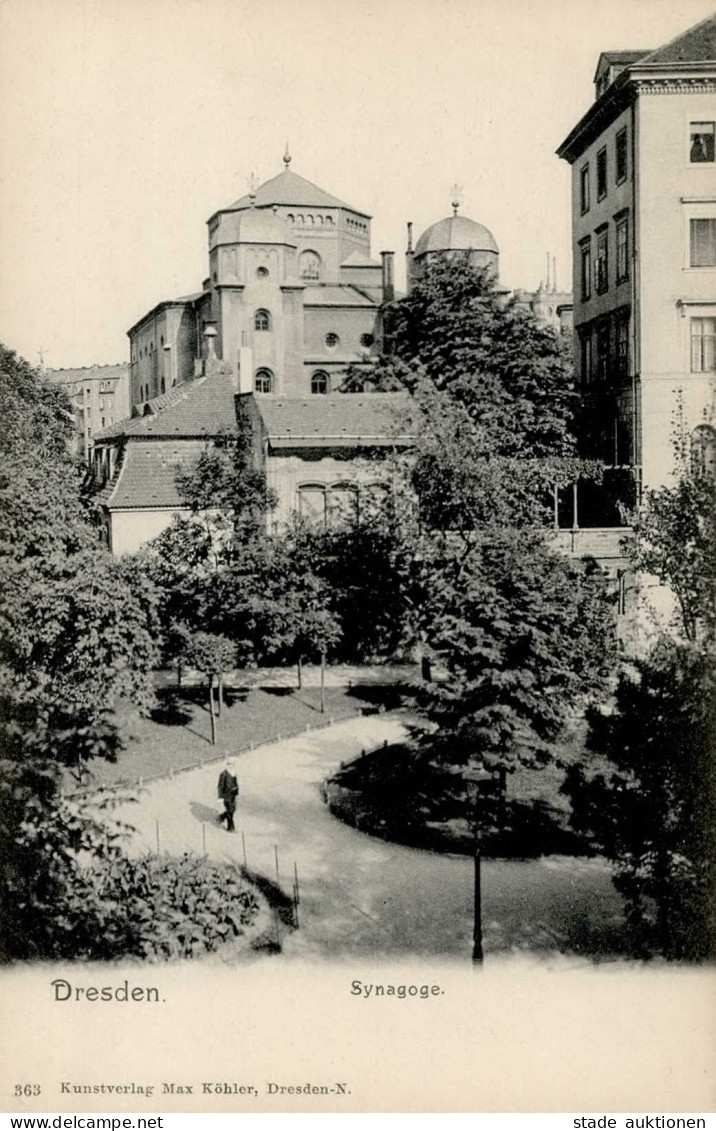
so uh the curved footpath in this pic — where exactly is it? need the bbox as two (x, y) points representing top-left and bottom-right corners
(113, 715), (626, 963)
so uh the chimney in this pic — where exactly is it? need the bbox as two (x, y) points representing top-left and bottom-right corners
(381, 251), (395, 303)
(238, 331), (253, 395)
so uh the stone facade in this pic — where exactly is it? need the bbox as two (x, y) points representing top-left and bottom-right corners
(557, 14), (716, 492)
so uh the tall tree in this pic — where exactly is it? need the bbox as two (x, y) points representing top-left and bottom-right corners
(354, 256), (578, 460)
(0, 346), (164, 960)
(566, 437), (716, 959)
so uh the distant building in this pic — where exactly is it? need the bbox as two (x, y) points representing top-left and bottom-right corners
(407, 206), (573, 335)
(91, 158), (572, 554)
(44, 364), (130, 460)
(127, 150), (389, 409)
(557, 12), (716, 493)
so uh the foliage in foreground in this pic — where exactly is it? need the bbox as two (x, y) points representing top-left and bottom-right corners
(0, 755), (260, 961)
(565, 641), (716, 960)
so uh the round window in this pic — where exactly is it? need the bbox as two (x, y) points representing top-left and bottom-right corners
(325, 333), (339, 348)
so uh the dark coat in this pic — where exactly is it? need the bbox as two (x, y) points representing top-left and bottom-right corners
(218, 770), (239, 802)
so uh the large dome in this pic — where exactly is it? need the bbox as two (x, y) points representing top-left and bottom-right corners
(236, 208), (295, 245)
(414, 214), (499, 257)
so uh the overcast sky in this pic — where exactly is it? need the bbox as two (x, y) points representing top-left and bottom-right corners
(1, 0), (713, 369)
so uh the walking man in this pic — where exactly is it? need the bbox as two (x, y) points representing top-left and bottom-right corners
(217, 757), (239, 832)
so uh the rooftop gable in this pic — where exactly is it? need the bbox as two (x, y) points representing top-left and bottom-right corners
(226, 168), (368, 215)
(94, 368), (238, 442)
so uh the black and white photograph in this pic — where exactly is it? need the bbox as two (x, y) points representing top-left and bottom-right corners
(0, 0), (715, 1116)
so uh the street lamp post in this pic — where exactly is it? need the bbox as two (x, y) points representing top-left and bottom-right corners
(464, 765), (494, 967)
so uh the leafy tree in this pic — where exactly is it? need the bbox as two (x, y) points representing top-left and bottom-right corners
(566, 642), (716, 960)
(354, 256), (578, 460)
(180, 631), (236, 744)
(0, 348), (160, 772)
(631, 442), (716, 644)
(419, 530), (616, 792)
(175, 411), (276, 546)
(565, 438), (716, 960)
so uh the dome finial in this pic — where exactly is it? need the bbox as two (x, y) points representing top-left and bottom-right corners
(283, 143), (291, 171)
(450, 182), (462, 216)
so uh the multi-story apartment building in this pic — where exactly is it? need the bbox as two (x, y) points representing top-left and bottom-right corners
(557, 14), (716, 495)
(45, 364), (131, 461)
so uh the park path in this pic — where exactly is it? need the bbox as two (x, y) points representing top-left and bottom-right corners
(113, 715), (626, 963)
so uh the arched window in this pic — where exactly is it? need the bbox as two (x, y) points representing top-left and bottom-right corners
(299, 250), (321, 281)
(311, 370), (329, 394)
(256, 265), (269, 279)
(328, 483), (359, 528)
(298, 484), (326, 525)
(254, 309), (271, 331)
(691, 424), (716, 477)
(160, 377), (165, 394)
(254, 369), (273, 394)
(286, 215), (294, 224)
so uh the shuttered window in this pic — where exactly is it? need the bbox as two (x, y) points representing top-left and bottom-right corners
(690, 219), (716, 267)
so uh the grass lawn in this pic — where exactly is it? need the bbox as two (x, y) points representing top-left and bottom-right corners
(75, 678), (409, 791)
(324, 721), (592, 858)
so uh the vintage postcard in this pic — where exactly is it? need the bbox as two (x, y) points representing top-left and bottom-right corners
(1, 0), (715, 1116)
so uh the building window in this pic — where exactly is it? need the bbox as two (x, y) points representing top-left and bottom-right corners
(254, 368), (273, 393)
(298, 484), (326, 525)
(615, 128), (628, 184)
(299, 250), (321, 281)
(596, 322), (610, 382)
(690, 219), (716, 267)
(616, 215), (629, 282)
(327, 484), (359, 528)
(691, 317), (716, 372)
(595, 229), (608, 293)
(615, 315), (629, 378)
(256, 266), (269, 278)
(325, 333), (339, 348)
(597, 147), (607, 200)
(580, 331), (592, 384)
(286, 215), (294, 224)
(580, 165), (590, 214)
(360, 333), (374, 348)
(311, 370), (329, 394)
(691, 425), (716, 476)
(580, 241), (591, 301)
(254, 309), (271, 331)
(690, 122), (715, 163)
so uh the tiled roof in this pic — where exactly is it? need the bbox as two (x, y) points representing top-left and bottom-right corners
(45, 363), (129, 384)
(94, 369), (238, 441)
(303, 285), (379, 308)
(641, 13), (716, 64)
(341, 250), (382, 268)
(103, 440), (207, 510)
(227, 169), (364, 213)
(257, 393), (414, 449)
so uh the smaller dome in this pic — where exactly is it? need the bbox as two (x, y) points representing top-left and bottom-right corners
(414, 214), (499, 257)
(237, 208), (296, 246)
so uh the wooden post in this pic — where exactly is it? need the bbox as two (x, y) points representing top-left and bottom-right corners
(297, 655), (303, 690)
(320, 650), (326, 714)
(208, 676), (217, 745)
(293, 862), (300, 928)
(217, 671), (223, 717)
